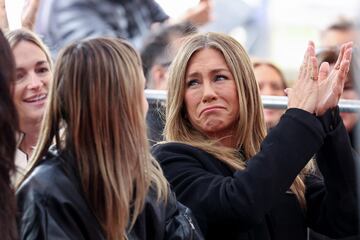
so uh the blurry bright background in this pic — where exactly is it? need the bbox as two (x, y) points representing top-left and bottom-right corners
(6, 0), (22, 29)
(156, 0), (359, 82)
(7, 0), (360, 83)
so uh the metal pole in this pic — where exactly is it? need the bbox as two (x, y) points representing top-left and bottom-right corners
(145, 89), (360, 113)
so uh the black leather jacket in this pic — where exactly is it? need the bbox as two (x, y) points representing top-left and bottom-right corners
(16, 150), (203, 240)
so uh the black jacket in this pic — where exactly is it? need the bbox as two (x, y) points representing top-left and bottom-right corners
(16, 150), (204, 240)
(152, 108), (359, 240)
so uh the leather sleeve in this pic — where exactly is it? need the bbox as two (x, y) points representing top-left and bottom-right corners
(164, 191), (204, 240)
(17, 187), (89, 240)
(16, 158), (105, 240)
(128, 188), (204, 239)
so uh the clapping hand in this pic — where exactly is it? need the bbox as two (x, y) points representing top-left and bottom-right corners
(286, 41), (319, 114)
(286, 41), (353, 116)
(315, 42), (353, 116)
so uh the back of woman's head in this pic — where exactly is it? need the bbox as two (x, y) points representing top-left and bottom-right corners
(165, 32), (266, 161)
(0, 29), (19, 240)
(5, 28), (52, 68)
(29, 37), (168, 239)
(56, 38), (147, 156)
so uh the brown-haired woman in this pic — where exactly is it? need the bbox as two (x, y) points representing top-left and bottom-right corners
(0, 29), (19, 240)
(152, 33), (358, 240)
(16, 37), (203, 239)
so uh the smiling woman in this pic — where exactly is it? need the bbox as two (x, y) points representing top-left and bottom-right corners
(13, 41), (50, 123)
(5, 28), (52, 181)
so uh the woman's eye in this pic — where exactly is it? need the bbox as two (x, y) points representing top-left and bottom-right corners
(215, 75), (227, 81)
(37, 67), (49, 74)
(187, 79), (199, 87)
(16, 72), (25, 81)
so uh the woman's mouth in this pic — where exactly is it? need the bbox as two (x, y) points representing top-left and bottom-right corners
(23, 94), (47, 103)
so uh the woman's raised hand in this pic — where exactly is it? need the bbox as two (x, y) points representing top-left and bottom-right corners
(315, 42), (353, 116)
(286, 41), (353, 116)
(286, 41), (319, 114)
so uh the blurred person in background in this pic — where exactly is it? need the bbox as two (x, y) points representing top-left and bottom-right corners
(141, 22), (198, 90)
(34, 0), (212, 56)
(0, 29), (19, 240)
(252, 60), (287, 130)
(141, 22), (197, 145)
(320, 18), (358, 49)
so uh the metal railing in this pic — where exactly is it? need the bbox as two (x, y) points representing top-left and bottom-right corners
(145, 89), (360, 113)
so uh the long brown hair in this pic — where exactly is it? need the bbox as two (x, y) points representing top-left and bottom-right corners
(164, 32), (307, 208)
(0, 29), (18, 240)
(21, 37), (168, 239)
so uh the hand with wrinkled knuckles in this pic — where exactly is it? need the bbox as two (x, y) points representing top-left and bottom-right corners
(286, 41), (353, 116)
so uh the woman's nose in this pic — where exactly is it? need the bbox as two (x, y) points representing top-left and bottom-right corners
(202, 81), (217, 103)
(27, 73), (44, 90)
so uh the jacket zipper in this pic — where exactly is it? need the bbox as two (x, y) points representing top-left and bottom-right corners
(184, 211), (195, 239)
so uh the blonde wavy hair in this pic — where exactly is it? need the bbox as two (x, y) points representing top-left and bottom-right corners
(19, 37), (168, 239)
(165, 32), (308, 208)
